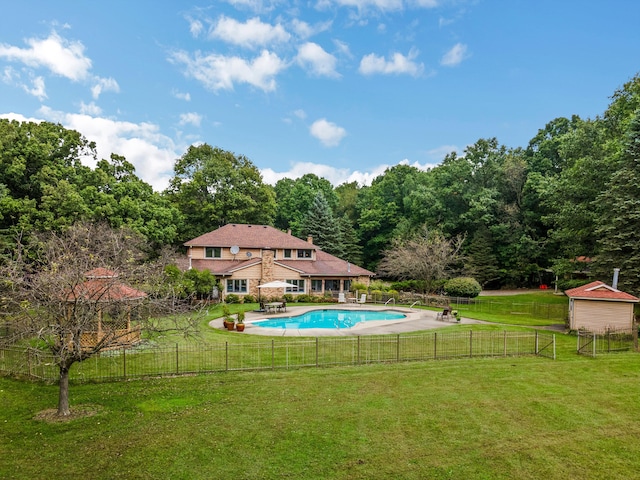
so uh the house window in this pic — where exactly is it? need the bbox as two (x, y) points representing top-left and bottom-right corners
(311, 280), (323, 293)
(283, 249), (292, 258)
(324, 280), (340, 292)
(343, 280), (351, 292)
(226, 279), (247, 293)
(205, 247), (221, 258)
(297, 249), (312, 258)
(286, 279), (305, 293)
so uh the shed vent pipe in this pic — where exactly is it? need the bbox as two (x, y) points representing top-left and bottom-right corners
(612, 268), (620, 289)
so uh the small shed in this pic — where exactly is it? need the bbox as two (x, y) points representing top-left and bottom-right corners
(565, 281), (639, 333)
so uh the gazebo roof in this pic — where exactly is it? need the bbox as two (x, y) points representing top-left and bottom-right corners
(65, 269), (147, 302)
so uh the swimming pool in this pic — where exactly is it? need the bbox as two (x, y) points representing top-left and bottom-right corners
(253, 309), (406, 329)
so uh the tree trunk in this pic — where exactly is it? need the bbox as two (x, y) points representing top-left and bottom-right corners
(58, 365), (71, 416)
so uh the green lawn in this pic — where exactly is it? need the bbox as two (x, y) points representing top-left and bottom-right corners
(2, 349), (640, 479)
(4, 293), (639, 479)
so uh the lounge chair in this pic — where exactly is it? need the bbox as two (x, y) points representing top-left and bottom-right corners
(357, 294), (367, 305)
(338, 292), (346, 303)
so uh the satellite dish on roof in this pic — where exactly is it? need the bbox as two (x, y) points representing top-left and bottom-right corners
(230, 245), (240, 255)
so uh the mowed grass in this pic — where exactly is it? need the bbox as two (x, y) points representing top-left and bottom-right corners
(3, 347), (640, 479)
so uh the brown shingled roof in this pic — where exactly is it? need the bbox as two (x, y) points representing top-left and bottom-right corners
(184, 224), (318, 250)
(565, 281), (639, 302)
(277, 250), (374, 277)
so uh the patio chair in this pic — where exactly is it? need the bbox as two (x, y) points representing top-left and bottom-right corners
(277, 301), (287, 313)
(357, 294), (367, 305)
(338, 292), (346, 303)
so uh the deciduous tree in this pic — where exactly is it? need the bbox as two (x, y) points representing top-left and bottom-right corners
(3, 222), (199, 416)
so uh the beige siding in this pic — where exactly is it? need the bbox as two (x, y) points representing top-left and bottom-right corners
(571, 299), (634, 332)
(189, 246), (262, 260)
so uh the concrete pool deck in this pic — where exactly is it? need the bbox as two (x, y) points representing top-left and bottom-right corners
(212, 304), (485, 336)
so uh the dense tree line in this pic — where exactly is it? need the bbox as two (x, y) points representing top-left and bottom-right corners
(1, 74), (639, 294)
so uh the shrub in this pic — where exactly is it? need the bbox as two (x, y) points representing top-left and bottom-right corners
(444, 277), (482, 298)
(283, 294), (294, 303)
(296, 294), (312, 303)
(390, 280), (428, 293)
(350, 282), (368, 293)
(225, 294), (240, 304)
(243, 294), (256, 303)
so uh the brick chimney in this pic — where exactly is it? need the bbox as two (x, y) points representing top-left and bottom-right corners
(307, 235), (313, 244)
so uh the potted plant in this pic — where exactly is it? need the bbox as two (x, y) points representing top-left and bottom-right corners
(222, 305), (235, 330)
(236, 311), (245, 332)
(452, 310), (461, 322)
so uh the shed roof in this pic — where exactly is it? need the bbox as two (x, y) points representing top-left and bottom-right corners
(565, 281), (639, 303)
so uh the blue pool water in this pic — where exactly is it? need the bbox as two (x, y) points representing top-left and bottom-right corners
(253, 309), (406, 329)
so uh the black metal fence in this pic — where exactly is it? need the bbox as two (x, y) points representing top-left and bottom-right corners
(576, 327), (638, 357)
(1, 330), (555, 383)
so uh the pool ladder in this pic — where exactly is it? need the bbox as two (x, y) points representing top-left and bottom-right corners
(409, 301), (421, 308)
(384, 298), (395, 305)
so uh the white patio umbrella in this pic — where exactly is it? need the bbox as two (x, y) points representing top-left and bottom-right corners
(257, 280), (298, 306)
(257, 280), (297, 289)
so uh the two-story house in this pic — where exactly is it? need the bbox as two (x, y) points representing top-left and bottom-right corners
(184, 224), (374, 299)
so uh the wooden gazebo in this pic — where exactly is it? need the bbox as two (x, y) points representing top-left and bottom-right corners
(66, 268), (147, 348)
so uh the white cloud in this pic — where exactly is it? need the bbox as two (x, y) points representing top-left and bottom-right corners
(310, 118), (347, 147)
(293, 109), (307, 119)
(210, 16), (290, 48)
(179, 112), (203, 127)
(296, 42), (340, 78)
(333, 40), (352, 58)
(321, 0), (438, 10)
(425, 144), (461, 160)
(169, 49), (287, 92)
(0, 31), (119, 100)
(291, 19), (333, 39)
(440, 42), (469, 66)
(260, 161), (393, 187)
(25, 76), (47, 100)
(91, 76), (119, 99)
(189, 19), (204, 37)
(359, 49), (423, 76)
(327, 0), (404, 12)
(0, 31), (92, 81)
(13, 106), (181, 191)
(173, 90), (191, 101)
(79, 101), (102, 116)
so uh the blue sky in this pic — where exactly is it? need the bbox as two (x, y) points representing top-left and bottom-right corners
(1, 0), (639, 191)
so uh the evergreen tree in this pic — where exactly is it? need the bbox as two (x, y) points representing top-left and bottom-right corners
(300, 192), (344, 257)
(594, 109), (640, 294)
(464, 226), (501, 288)
(337, 214), (363, 265)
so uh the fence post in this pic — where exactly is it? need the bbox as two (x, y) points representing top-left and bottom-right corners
(122, 347), (126, 379)
(469, 330), (473, 358)
(225, 342), (229, 371)
(503, 331), (507, 356)
(396, 334), (400, 362)
(434, 332), (437, 360)
(27, 349), (32, 377)
(535, 330), (539, 355)
(593, 333), (597, 357)
(634, 322), (638, 352)
(316, 337), (319, 367)
(553, 334), (556, 360)
(176, 343), (179, 374)
(357, 336), (360, 365)
(271, 340), (275, 370)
